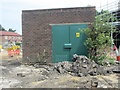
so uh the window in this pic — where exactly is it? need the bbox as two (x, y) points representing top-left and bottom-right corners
(12, 36), (14, 39)
(4, 36), (8, 39)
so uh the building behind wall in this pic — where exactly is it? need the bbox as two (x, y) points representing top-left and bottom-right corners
(0, 31), (22, 48)
(22, 6), (96, 63)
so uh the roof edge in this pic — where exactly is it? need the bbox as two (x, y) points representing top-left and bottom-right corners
(22, 6), (96, 12)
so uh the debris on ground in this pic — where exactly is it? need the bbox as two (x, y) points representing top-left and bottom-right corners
(53, 56), (118, 76)
(1, 56), (120, 88)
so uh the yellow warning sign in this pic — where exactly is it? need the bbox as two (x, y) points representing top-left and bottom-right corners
(0, 45), (2, 49)
(76, 33), (80, 37)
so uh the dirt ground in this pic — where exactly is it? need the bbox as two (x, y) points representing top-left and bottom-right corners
(0, 50), (120, 89)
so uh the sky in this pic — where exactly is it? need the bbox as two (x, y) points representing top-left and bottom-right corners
(0, 0), (119, 35)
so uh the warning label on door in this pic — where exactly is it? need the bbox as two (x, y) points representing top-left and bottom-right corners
(76, 33), (80, 37)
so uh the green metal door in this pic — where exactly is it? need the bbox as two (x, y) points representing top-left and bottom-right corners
(52, 25), (70, 63)
(69, 24), (88, 60)
(52, 24), (88, 63)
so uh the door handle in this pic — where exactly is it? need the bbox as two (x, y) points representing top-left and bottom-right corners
(64, 43), (72, 49)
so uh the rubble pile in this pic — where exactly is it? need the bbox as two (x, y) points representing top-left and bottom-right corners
(54, 56), (115, 76)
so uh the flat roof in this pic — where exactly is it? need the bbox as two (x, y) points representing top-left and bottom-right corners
(22, 6), (96, 12)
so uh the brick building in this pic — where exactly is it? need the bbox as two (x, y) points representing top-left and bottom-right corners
(0, 31), (22, 47)
(22, 6), (96, 63)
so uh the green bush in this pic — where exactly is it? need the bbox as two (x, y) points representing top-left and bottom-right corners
(15, 42), (21, 46)
(84, 10), (117, 62)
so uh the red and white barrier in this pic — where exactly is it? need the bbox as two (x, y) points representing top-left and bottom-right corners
(8, 50), (20, 56)
(113, 45), (120, 61)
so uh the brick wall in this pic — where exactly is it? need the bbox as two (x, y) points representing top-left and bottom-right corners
(22, 7), (96, 63)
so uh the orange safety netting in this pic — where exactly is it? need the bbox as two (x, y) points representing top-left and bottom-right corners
(8, 50), (20, 55)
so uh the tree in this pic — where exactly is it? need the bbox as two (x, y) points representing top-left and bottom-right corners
(8, 28), (16, 32)
(0, 24), (7, 31)
(0, 24), (16, 32)
(84, 11), (117, 63)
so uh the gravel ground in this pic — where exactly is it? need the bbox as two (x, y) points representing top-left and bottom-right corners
(0, 58), (120, 89)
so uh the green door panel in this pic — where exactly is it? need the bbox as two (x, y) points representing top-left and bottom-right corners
(52, 24), (88, 63)
(69, 24), (88, 60)
(52, 25), (70, 63)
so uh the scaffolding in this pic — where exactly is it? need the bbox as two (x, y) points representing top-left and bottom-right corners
(97, 0), (120, 48)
